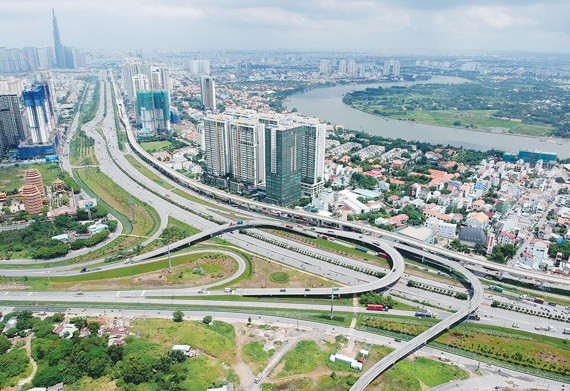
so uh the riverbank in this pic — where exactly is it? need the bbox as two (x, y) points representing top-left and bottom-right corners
(285, 76), (570, 158)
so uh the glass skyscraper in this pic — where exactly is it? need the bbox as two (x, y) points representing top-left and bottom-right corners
(265, 126), (303, 206)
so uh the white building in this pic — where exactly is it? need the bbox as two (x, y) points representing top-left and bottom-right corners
(425, 217), (457, 239)
(228, 118), (265, 186)
(203, 115), (229, 177)
(120, 57), (144, 101)
(132, 73), (150, 93)
(189, 60), (211, 75)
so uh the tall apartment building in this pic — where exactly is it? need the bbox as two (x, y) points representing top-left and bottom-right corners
(135, 90), (170, 137)
(150, 65), (170, 93)
(347, 60), (357, 75)
(298, 119), (326, 198)
(383, 60), (400, 77)
(132, 73), (150, 92)
(189, 60), (210, 75)
(265, 125), (303, 206)
(120, 58), (145, 101)
(203, 115), (230, 179)
(203, 110), (325, 203)
(228, 118), (265, 187)
(319, 60), (330, 74)
(200, 76), (216, 110)
(338, 60), (347, 74)
(23, 83), (55, 145)
(0, 93), (26, 154)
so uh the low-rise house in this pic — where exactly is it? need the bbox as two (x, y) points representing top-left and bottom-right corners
(53, 323), (78, 339)
(497, 231), (516, 246)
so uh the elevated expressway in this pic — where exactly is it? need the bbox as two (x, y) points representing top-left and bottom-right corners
(108, 72), (519, 387)
(109, 71), (567, 287)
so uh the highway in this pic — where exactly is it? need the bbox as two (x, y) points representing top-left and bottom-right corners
(112, 76), (568, 286)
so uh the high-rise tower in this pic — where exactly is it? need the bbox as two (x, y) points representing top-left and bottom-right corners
(52, 9), (66, 68)
(0, 93), (26, 154)
(200, 76), (216, 110)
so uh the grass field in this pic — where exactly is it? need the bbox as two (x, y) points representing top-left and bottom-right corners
(124, 153), (234, 214)
(139, 140), (173, 152)
(353, 106), (554, 137)
(131, 318), (237, 361)
(360, 313), (570, 377)
(74, 166), (159, 257)
(370, 356), (469, 390)
(278, 340), (323, 377)
(267, 340), (468, 390)
(0, 163), (63, 193)
(243, 341), (275, 374)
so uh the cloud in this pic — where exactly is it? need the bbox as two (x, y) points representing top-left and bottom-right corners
(0, 0), (568, 52)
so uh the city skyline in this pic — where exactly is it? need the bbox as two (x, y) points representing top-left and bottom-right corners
(0, 0), (569, 54)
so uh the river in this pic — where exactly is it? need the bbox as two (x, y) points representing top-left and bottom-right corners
(285, 76), (570, 158)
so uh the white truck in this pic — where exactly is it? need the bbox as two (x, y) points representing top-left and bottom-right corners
(535, 325), (556, 332)
(563, 327), (570, 335)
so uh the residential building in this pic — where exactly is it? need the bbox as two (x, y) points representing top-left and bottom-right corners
(200, 76), (216, 110)
(383, 60), (400, 77)
(0, 93), (26, 154)
(132, 73), (150, 93)
(265, 125), (303, 206)
(228, 118), (265, 187)
(425, 217), (457, 239)
(203, 115), (230, 180)
(189, 60), (210, 75)
(338, 60), (347, 74)
(121, 57), (145, 101)
(135, 90), (171, 137)
(23, 82), (56, 145)
(347, 60), (357, 75)
(319, 59), (330, 74)
(298, 118), (326, 198)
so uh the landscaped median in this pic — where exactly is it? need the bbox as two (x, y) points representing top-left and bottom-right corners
(357, 313), (570, 381)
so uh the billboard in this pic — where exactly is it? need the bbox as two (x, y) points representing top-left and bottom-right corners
(78, 198), (97, 209)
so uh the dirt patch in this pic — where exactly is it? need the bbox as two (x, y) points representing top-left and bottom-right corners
(0, 282), (30, 290)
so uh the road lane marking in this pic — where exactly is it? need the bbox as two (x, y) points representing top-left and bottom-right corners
(116, 291), (121, 297)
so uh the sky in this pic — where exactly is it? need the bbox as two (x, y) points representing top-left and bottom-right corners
(1, 0), (569, 53)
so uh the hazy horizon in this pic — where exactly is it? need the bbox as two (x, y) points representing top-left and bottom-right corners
(0, 0), (569, 54)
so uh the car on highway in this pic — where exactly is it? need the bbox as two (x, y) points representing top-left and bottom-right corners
(279, 289), (286, 292)
(304, 288), (311, 292)
(394, 338), (402, 342)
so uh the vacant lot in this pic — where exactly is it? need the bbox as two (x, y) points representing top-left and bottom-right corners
(131, 318), (237, 362)
(140, 140), (172, 152)
(0, 163), (62, 193)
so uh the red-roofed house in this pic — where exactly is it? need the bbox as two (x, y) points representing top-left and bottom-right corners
(497, 231), (516, 246)
(389, 214), (409, 228)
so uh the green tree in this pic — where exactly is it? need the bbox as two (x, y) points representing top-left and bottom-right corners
(0, 334), (10, 354)
(172, 311), (184, 323)
(202, 315), (212, 324)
